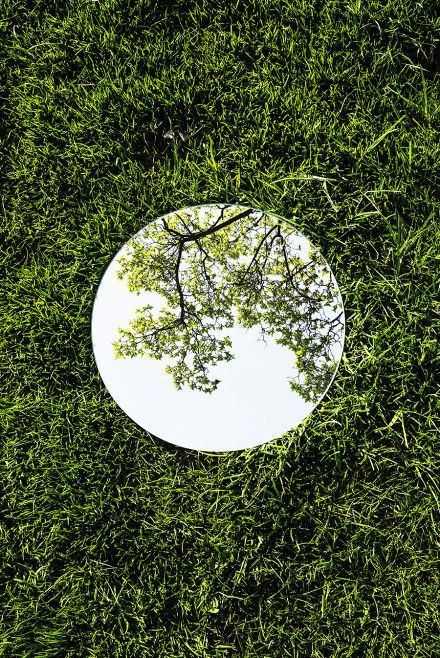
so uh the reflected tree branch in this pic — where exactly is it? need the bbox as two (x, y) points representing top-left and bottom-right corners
(114, 205), (344, 400)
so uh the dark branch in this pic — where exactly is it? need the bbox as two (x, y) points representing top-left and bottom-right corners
(162, 218), (183, 238)
(175, 241), (186, 323)
(277, 232), (315, 303)
(181, 208), (255, 242)
(239, 223), (280, 282)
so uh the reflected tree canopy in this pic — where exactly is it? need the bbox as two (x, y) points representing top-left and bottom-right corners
(112, 204), (344, 403)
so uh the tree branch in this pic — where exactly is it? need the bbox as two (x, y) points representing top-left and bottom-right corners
(181, 208), (255, 242)
(175, 241), (186, 323)
(239, 223), (280, 282)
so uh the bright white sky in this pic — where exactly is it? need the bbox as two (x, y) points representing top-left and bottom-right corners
(91, 208), (344, 452)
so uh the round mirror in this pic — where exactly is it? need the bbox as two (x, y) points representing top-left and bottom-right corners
(91, 204), (345, 452)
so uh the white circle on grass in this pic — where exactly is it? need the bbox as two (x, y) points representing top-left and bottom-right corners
(91, 204), (345, 452)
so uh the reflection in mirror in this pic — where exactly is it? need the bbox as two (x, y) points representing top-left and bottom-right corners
(92, 204), (345, 452)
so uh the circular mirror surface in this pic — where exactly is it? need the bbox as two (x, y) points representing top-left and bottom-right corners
(92, 204), (345, 452)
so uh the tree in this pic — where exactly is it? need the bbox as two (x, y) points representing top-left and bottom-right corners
(112, 204), (344, 403)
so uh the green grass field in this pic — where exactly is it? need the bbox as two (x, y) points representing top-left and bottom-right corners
(1, 1), (439, 656)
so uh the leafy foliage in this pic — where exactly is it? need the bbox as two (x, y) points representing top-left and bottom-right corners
(113, 204), (344, 401)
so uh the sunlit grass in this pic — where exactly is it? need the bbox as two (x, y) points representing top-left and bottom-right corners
(1, 0), (438, 656)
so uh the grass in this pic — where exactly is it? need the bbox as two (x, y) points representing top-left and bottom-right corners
(0, 0), (439, 656)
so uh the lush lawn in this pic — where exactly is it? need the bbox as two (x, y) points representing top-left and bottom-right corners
(1, 1), (439, 656)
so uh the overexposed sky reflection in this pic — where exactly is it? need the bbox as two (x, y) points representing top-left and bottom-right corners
(92, 252), (316, 451)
